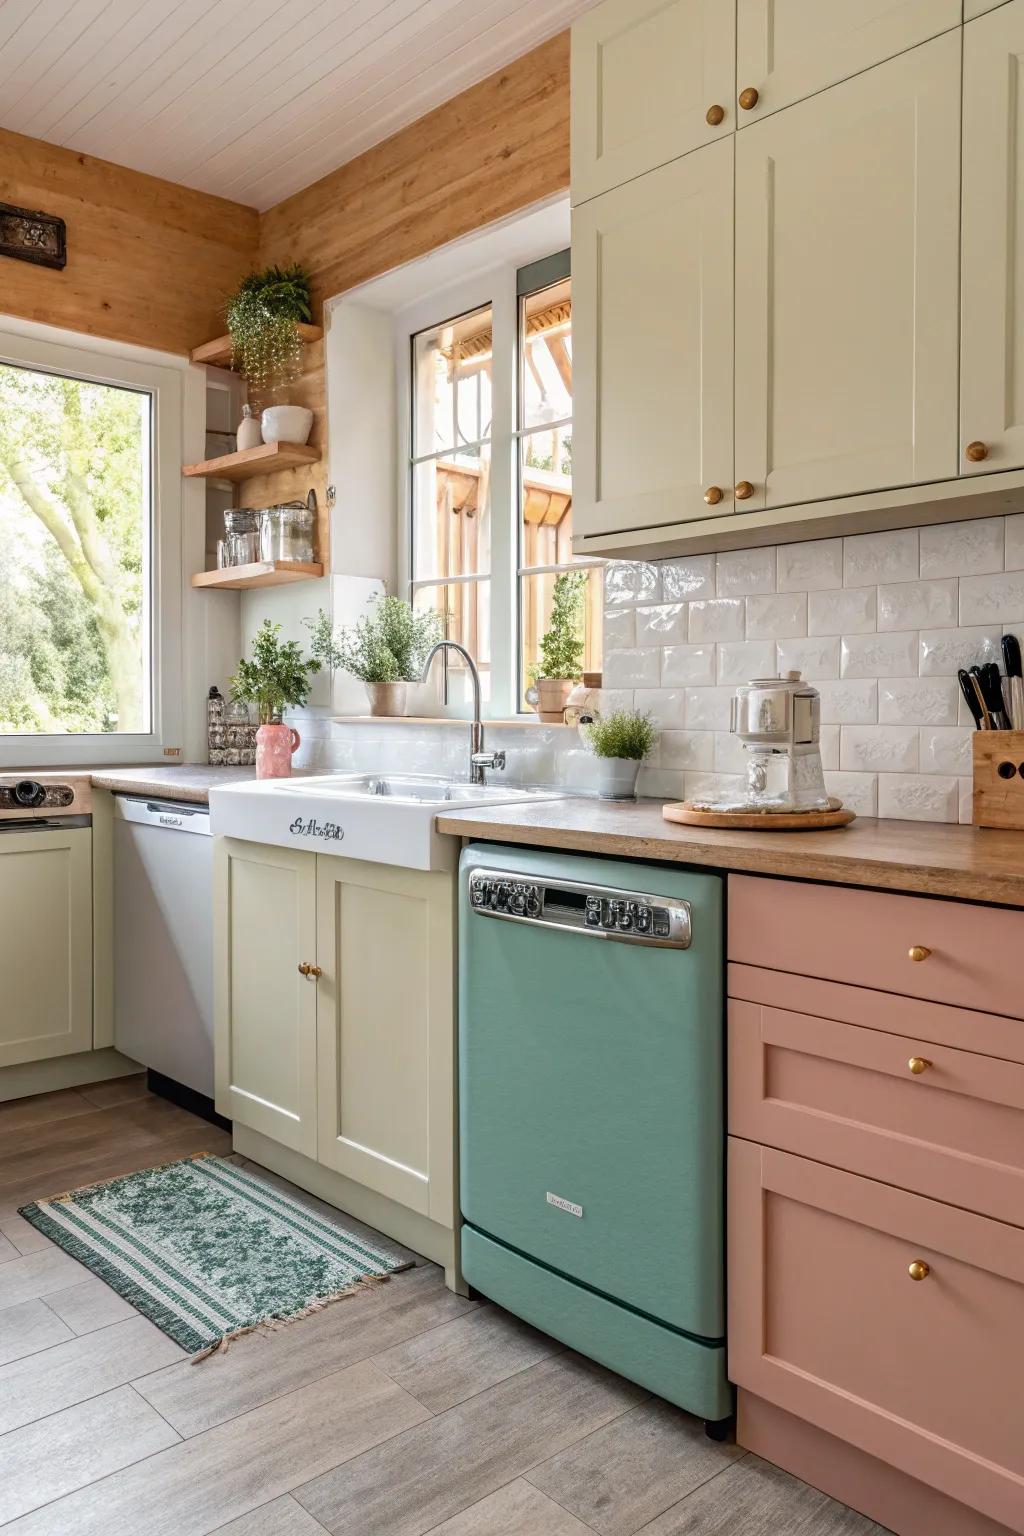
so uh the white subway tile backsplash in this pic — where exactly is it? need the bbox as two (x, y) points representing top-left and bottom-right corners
(634, 688), (687, 728)
(604, 561), (660, 605)
(661, 644), (717, 686)
(661, 555), (715, 601)
(840, 631), (918, 679)
(602, 648), (660, 688)
(717, 547), (775, 598)
(919, 627), (1001, 676)
(824, 771), (878, 817)
(841, 725), (919, 774)
(603, 608), (635, 649)
(920, 518), (1004, 579)
(1006, 515), (1024, 572)
(688, 598), (745, 642)
(919, 726), (974, 776)
(777, 539), (843, 593)
(817, 680), (878, 725)
(777, 636), (841, 681)
(658, 730), (714, 770)
(684, 686), (734, 731)
(959, 571), (1024, 625)
(635, 603), (688, 646)
(877, 579), (957, 632)
(717, 640), (776, 685)
(746, 592), (807, 639)
(820, 724), (840, 770)
(844, 528), (919, 585)
(635, 767), (687, 800)
(808, 586), (876, 636)
(877, 774), (958, 823)
(879, 677), (959, 726)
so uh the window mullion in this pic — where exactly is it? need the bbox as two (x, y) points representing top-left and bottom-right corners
(486, 270), (517, 721)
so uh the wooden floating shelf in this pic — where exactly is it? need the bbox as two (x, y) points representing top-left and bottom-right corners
(183, 441), (320, 482)
(191, 561), (324, 591)
(190, 323), (322, 368)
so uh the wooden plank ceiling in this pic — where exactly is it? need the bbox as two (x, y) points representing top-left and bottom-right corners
(0, 0), (597, 210)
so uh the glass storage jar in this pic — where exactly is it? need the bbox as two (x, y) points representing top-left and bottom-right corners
(260, 502), (315, 563)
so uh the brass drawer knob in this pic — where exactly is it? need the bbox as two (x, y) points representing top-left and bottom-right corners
(908, 945), (931, 962)
(298, 962), (322, 977)
(908, 1057), (932, 1075)
(704, 485), (724, 505)
(706, 104), (726, 126)
(735, 480), (754, 500)
(739, 86), (759, 110)
(965, 440), (988, 462)
(908, 1260), (930, 1282)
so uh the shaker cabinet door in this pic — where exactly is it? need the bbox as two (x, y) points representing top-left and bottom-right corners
(315, 856), (455, 1226)
(214, 838), (318, 1157)
(735, 0), (960, 123)
(734, 32), (961, 512)
(571, 0), (734, 205)
(961, 0), (1024, 475)
(573, 138), (734, 540)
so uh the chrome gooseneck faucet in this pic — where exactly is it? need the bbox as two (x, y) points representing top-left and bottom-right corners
(420, 641), (506, 786)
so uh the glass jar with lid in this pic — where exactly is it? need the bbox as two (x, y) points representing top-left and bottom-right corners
(260, 501), (315, 563)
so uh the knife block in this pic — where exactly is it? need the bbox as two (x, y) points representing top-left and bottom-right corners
(972, 731), (1024, 829)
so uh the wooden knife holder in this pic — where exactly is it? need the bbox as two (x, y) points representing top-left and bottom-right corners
(972, 731), (1024, 829)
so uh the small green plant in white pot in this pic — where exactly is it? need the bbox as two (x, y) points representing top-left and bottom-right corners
(583, 709), (657, 800)
(331, 594), (442, 716)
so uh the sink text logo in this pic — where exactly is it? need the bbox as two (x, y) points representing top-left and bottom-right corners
(289, 816), (345, 843)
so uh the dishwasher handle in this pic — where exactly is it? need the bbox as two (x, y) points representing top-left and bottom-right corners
(114, 796), (211, 835)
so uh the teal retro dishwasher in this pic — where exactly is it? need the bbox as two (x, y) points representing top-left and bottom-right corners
(459, 843), (731, 1433)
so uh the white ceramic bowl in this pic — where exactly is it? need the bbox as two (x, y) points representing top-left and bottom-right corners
(260, 405), (313, 445)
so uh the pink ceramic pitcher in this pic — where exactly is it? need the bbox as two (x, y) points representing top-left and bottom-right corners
(255, 722), (301, 779)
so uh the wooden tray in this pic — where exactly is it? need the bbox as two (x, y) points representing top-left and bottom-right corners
(663, 797), (855, 831)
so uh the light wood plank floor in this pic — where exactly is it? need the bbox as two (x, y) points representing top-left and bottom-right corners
(0, 1081), (890, 1534)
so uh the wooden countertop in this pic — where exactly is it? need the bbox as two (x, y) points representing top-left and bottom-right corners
(436, 798), (1024, 908)
(87, 766), (256, 803)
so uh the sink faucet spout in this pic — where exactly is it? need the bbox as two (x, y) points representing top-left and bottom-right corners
(419, 641), (505, 785)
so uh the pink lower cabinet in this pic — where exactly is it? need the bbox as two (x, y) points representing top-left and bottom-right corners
(728, 1138), (1024, 1534)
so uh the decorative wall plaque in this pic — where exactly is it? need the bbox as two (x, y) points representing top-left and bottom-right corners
(0, 202), (66, 270)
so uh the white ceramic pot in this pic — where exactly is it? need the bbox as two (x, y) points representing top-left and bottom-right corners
(365, 681), (408, 717)
(260, 404), (313, 445)
(595, 756), (641, 800)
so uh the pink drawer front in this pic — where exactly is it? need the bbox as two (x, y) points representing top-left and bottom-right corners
(728, 1138), (1024, 1534)
(728, 874), (1024, 1018)
(728, 995), (1024, 1226)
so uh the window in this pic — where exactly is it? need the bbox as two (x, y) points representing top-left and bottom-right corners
(0, 327), (183, 766)
(407, 249), (600, 715)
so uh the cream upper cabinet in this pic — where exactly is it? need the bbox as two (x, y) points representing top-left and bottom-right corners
(315, 856), (455, 1227)
(734, 32), (961, 513)
(574, 137), (734, 539)
(735, 0), (961, 123)
(214, 838), (318, 1158)
(962, 0), (1024, 474)
(0, 827), (92, 1068)
(571, 0), (734, 204)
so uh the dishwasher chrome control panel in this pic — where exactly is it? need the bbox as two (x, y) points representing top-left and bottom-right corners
(468, 869), (691, 948)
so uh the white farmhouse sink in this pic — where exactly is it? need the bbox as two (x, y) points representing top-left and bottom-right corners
(208, 773), (562, 870)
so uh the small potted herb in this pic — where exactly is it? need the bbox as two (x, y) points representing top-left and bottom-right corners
(230, 620), (319, 778)
(332, 595), (442, 716)
(530, 572), (586, 721)
(583, 709), (657, 800)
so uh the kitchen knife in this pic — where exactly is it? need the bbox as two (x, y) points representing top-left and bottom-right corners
(1003, 634), (1024, 729)
(958, 668), (985, 729)
(978, 662), (1011, 731)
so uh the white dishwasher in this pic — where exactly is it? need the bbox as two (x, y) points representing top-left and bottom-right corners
(113, 796), (215, 1102)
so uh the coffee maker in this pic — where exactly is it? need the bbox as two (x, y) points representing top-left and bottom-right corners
(695, 672), (830, 814)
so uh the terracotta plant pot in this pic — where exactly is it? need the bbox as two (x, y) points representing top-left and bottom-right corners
(535, 677), (574, 723)
(365, 681), (408, 717)
(255, 723), (301, 779)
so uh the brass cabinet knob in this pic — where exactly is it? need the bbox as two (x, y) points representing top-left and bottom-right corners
(965, 440), (988, 462)
(706, 104), (726, 126)
(908, 945), (931, 962)
(704, 485), (724, 505)
(735, 480), (754, 500)
(908, 1260), (930, 1282)
(739, 86), (759, 110)
(298, 962), (322, 977)
(908, 1057), (932, 1075)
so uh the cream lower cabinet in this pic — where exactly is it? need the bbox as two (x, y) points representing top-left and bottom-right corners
(961, 0), (1024, 475)
(574, 137), (734, 538)
(734, 32), (961, 513)
(0, 827), (92, 1068)
(215, 839), (454, 1233)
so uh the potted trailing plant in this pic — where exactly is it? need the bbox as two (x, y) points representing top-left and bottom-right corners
(332, 594), (442, 716)
(583, 709), (657, 800)
(225, 264), (313, 416)
(531, 571), (586, 721)
(230, 620), (320, 778)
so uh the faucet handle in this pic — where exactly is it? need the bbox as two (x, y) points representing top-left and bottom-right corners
(471, 751), (506, 772)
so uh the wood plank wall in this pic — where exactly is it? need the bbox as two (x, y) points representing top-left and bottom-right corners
(239, 31), (571, 519)
(0, 128), (259, 356)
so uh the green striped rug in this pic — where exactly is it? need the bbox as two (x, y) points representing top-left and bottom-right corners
(19, 1155), (409, 1357)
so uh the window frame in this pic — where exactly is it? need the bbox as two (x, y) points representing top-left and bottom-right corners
(0, 325), (184, 768)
